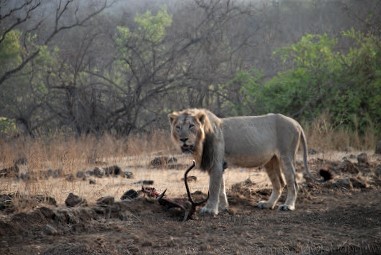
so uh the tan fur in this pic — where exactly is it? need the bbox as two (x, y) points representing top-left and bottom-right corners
(169, 108), (317, 215)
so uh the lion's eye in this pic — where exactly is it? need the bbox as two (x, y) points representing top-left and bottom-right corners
(175, 125), (181, 131)
(189, 124), (195, 129)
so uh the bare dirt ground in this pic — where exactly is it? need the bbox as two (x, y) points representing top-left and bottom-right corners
(1, 152), (381, 255)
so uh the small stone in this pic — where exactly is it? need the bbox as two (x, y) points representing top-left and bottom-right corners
(123, 170), (134, 179)
(150, 156), (167, 168)
(336, 160), (359, 174)
(121, 189), (138, 200)
(89, 179), (96, 184)
(65, 174), (75, 182)
(65, 193), (87, 207)
(52, 169), (62, 178)
(357, 153), (368, 164)
(133, 180), (154, 185)
(104, 165), (121, 176)
(93, 167), (105, 178)
(0, 194), (13, 210)
(0, 165), (19, 178)
(76, 171), (85, 179)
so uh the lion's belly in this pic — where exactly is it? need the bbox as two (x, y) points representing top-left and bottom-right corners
(223, 133), (278, 167)
(225, 151), (275, 167)
(222, 116), (279, 168)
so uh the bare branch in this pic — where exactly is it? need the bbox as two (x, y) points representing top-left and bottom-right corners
(0, 0), (41, 44)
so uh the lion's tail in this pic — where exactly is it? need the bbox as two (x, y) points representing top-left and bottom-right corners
(300, 128), (325, 183)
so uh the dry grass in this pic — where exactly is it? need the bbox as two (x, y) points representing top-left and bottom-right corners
(0, 122), (377, 211)
(304, 112), (377, 151)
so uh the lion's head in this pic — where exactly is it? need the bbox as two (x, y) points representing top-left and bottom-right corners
(168, 109), (222, 171)
(168, 109), (208, 154)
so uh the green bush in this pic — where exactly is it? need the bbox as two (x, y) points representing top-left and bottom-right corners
(234, 30), (381, 135)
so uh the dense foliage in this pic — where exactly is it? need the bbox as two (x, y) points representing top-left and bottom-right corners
(238, 31), (381, 134)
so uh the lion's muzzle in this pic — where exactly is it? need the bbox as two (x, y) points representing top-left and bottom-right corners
(181, 145), (194, 153)
(179, 138), (194, 153)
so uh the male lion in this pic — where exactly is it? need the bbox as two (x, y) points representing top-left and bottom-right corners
(168, 108), (320, 215)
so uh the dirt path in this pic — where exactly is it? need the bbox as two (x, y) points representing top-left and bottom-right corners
(1, 155), (381, 255)
(1, 188), (380, 254)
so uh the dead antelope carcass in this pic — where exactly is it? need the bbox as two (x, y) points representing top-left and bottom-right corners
(157, 160), (208, 221)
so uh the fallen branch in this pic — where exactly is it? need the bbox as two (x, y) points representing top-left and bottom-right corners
(157, 160), (208, 221)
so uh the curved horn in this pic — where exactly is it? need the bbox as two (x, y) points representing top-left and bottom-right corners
(184, 160), (208, 206)
(157, 189), (167, 200)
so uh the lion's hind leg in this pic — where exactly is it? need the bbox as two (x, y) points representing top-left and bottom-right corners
(278, 157), (297, 211)
(258, 156), (285, 210)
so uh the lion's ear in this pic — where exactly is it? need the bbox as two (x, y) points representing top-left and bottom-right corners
(168, 112), (178, 124)
(196, 112), (206, 125)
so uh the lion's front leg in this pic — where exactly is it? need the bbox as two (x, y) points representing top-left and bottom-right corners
(218, 174), (229, 211)
(200, 167), (223, 215)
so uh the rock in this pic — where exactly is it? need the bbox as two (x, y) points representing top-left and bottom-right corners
(104, 165), (121, 176)
(133, 180), (154, 185)
(37, 206), (55, 218)
(150, 156), (167, 168)
(52, 169), (63, 178)
(89, 179), (96, 184)
(357, 153), (368, 164)
(76, 171), (86, 179)
(121, 189), (138, 200)
(333, 178), (353, 189)
(93, 167), (105, 178)
(0, 165), (19, 178)
(336, 160), (359, 174)
(123, 170), (134, 179)
(65, 174), (75, 182)
(0, 194), (13, 211)
(96, 196), (115, 206)
(150, 156), (177, 168)
(65, 193), (87, 207)
(375, 140), (381, 154)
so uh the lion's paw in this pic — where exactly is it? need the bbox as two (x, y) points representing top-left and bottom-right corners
(257, 201), (275, 210)
(278, 204), (295, 211)
(200, 206), (218, 216)
(218, 207), (229, 213)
